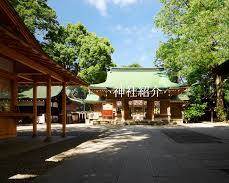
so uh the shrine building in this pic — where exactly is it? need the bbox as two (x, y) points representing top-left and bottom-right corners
(87, 67), (188, 124)
(0, 0), (87, 140)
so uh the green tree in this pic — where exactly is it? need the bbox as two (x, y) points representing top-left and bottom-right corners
(155, 0), (229, 121)
(43, 23), (88, 73)
(9, 0), (58, 35)
(10, 1), (115, 85)
(44, 23), (115, 84)
(123, 63), (142, 68)
(78, 33), (115, 83)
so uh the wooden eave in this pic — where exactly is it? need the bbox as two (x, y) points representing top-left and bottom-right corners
(0, 0), (88, 86)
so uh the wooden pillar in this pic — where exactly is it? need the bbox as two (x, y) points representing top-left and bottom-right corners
(121, 109), (125, 122)
(160, 100), (171, 123)
(109, 100), (116, 120)
(45, 76), (52, 141)
(61, 82), (66, 137)
(32, 82), (37, 137)
(123, 98), (130, 121)
(11, 79), (18, 112)
(146, 100), (154, 121)
(142, 100), (145, 117)
(167, 102), (171, 123)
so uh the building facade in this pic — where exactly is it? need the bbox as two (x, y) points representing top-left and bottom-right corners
(87, 67), (188, 124)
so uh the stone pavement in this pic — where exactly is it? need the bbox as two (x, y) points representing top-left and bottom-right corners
(180, 121), (229, 128)
(35, 126), (229, 183)
(0, 124), (106, 159)
(0, 124), (108, 182)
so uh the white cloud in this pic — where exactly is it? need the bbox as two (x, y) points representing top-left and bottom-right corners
(113, 24), (155, 39)
(87, 0), (107, 16)
(85, 0), (139, 16)
(114, 24), (139, 35)
(112, 0), (138, 7)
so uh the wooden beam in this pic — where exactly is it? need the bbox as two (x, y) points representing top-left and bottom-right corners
(61, 82), (67, 137)
(17, 73), (43, 76)
(45, 76), (52, 141)
(17, 74), (33, 82)
(0, 44), (64, 82)
(0, 35), (87, 86)
(32, 82), (37, 137)
(0, 27), (30, 49)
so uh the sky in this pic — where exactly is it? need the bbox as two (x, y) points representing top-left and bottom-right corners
(48, 0), (166, 67)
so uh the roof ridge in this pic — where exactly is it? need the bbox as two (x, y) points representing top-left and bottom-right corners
(110, 67), (164, 72)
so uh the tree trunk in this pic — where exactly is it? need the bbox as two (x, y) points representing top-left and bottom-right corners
(215, 74), (225, 121)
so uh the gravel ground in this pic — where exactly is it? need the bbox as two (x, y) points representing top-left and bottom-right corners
(0, 124), (111, 183)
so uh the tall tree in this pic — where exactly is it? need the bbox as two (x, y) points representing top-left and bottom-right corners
(9, 0), (58, 36)
(43, 23), (88, 73)
(78, 33), (115, 83)
(155, 0), (229, 121)
(10, 1), (115, 85)
(44, 23), (115, 84)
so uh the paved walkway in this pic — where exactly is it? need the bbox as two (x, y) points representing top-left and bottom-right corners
(0, 124), (108, 182)
(0, 124), (106, 159)
(180, 121), (229, 128)
(35, 126), (229, 183)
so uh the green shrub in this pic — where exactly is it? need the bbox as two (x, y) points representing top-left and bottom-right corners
(215, 106), (226, 122)
(184, 103), (207, 122)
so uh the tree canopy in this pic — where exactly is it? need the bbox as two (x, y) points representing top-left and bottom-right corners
(123, 63), (142, 68)
(44, 23), (115, 84)
(155, 0), (229, 83)
(155, 0), (229, 121)
(10, 0), (115, 85)
(9, 0), (58, 35)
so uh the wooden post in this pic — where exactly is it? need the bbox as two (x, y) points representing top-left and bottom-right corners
(160, 100), (171, 123)
(211, 109), (214, 123)
(45, 76), (52, 141)
(32, 82), (37, 137)
(152, 101), (154, 121)
(11, 79), (18, 112)
(112, 100), (117, 120)
(167, 103), (171, 123)
(142, 100), (145, 118)
(121, 109), (125, 122)
(61, 82), (66, 137)
(123, 98), (130, 121)
(146, 100), (153, 121)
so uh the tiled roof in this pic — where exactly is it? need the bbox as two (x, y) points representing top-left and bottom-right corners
(90, 67), (180, 90)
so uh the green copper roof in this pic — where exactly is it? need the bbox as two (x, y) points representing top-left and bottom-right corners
(85, 93), (104, 103)
(19, 86), (63, 99)
(171, 92), (190, 101)
(90, 67), (180, 90)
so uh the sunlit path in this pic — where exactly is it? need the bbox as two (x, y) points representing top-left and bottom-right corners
(35, 126), (229, 183)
